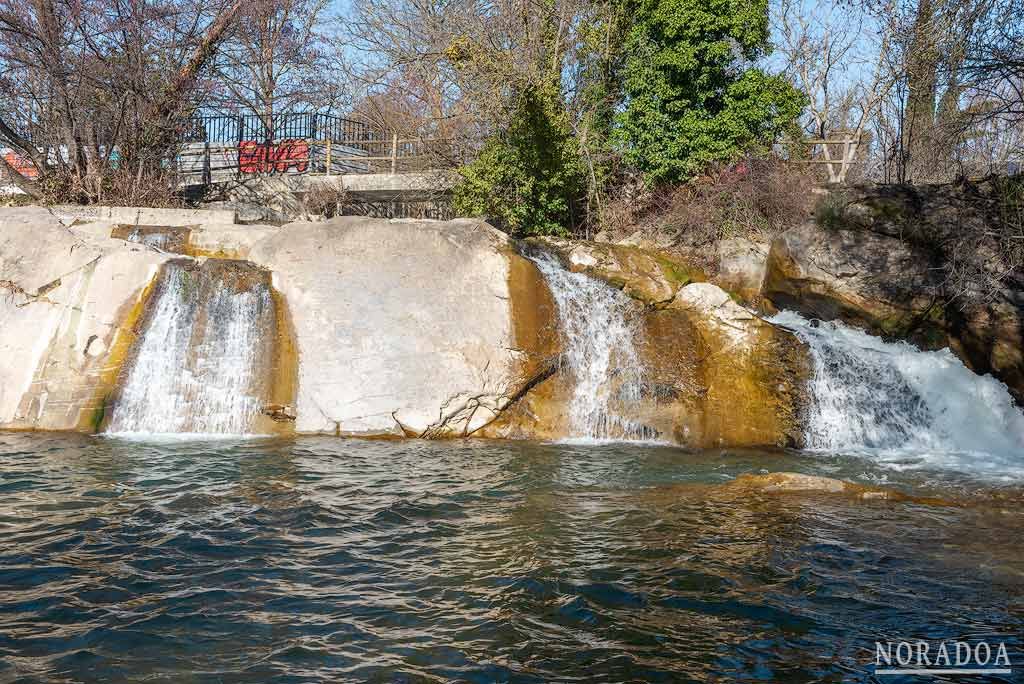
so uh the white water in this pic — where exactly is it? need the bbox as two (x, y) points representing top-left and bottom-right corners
(105, 261), (272, 436)
(773, 310), (1024, 477)
(530, 252), (654, 442)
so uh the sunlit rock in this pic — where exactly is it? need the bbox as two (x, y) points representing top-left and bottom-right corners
(0, 208), (168, 430)
(643, 283), (810, 447)
(528, 237), (705, 306)
(247, 216), (556, 437)
(716, 238), (769, 306)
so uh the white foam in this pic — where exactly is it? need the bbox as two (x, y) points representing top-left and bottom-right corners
(101, 432), (268, 442)
(105, 262), (271, 436)
(772, 310), (1024, 477)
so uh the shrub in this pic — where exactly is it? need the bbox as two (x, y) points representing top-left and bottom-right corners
(303, 182), (347, 218)
(604, 157), (817, 250)
(452, 84), (587, 237)
(615, 0), (806, 186)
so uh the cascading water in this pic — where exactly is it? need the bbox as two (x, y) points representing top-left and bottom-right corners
(105, 259), (276, 436)
(773, 310), (1024, 475)
(529, 252), (654, 442)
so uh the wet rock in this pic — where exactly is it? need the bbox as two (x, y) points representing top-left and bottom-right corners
(0, 207), (169, 430)
(486, 281), (811, 448)
(722, 472), (954, 505)
(644, 283), (810, 447)
(263, 403), (297, 422)
(763, 181), (1024, 404)
(529, 237), (705, 306)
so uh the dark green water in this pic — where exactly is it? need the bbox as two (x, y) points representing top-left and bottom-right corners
(1, 434), (1022, 683)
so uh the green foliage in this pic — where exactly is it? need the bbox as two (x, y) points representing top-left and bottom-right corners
(615, 0), (806, 185)
(453, 85), (587, 237)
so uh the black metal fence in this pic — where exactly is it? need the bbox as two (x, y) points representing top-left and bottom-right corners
(185, 112), (376, 144)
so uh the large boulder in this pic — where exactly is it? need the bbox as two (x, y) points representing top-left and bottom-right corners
(247, 216), (557, 437)
(0, 207), (168, 430)
(763, 220), (948, 346)
(643, 283), (809, 447)
(764, 181), (1024, 403)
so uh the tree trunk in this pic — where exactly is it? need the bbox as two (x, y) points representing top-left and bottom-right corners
(903, 0), (939, 181)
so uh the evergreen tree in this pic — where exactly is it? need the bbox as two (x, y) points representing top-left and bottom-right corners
(616, 0), (806, 184)
(452, 83), (587, 237)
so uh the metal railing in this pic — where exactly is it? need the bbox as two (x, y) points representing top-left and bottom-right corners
(185, 112), (377, 145)
(175, 112), (466, 185)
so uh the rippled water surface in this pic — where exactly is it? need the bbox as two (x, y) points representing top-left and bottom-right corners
(1, 434), (1023, 683)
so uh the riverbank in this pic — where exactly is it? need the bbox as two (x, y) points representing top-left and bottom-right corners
(1, 190), (1023, 460)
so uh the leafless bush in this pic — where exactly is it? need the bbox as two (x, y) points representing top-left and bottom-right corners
(603, 157), (818, 250)
(303, 183), (347, 218)
(943, 177), (1024, 308)
(36, 168), (183, 207)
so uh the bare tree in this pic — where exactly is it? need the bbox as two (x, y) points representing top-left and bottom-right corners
(873, 0), (1024, 181)
(213, 0), (338, 137)
(773, 0), (897, 183)
(0, 0), (243, 203)
(341, 0), (599, 141)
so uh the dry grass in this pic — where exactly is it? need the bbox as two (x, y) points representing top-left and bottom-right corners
(603, 158), (819, 250)
(303, 183), (348, 218)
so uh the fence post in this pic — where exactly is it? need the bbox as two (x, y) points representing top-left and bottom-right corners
(237, 115), (244, 175)
(326, 138), (332, 176)
(203, 140), (211, 186)
(841, 140), (850, 183)
(390, 132), (398, 175)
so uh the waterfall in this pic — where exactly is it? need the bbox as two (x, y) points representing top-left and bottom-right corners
(773, 310), (1024, 472)
(529, 252), (654, 442)
(105, 259), (275, 436)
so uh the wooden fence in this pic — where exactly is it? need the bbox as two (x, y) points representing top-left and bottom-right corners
(176, 136), (463, 186)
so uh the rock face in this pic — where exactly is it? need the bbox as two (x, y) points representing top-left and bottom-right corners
(763, 220), (947, 345)
(716, 238), (769, 305)
(247, 216), (556, 437)
(484, 281), (808, 448)
(531, 238), (705, 306)
(763, 181), (1024, 403)
(0, 208), (168, 430)
(2, 207), (807, 445)
(642, 284), (808, 447)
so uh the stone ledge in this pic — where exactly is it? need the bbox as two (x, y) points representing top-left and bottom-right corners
(50, 204), (237, 226)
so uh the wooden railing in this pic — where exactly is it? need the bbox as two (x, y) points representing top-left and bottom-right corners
(792, 138), (864, 184)
(176, 135), (463, 185)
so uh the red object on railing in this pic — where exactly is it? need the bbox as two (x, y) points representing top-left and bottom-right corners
(239, 140), (309, 173)
(3, 151), (38, 178)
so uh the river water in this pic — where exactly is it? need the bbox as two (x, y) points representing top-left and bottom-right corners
(1, 434), (1022, 683)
